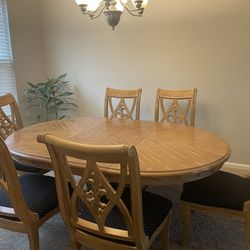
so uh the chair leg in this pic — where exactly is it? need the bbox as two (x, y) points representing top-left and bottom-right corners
(245, 212), (250, 249)
(162, 213), (171, 250)
(27, 227), (39, 250)
(181, 201), (191, 246)
(70, 228), (81, 250)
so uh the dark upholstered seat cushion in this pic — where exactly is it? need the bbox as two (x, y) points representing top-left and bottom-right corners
(14, 160), (46, 173)
(79, 187), (172, 238)
(181, 171), (250, 211)
(0, 174), (58, 217)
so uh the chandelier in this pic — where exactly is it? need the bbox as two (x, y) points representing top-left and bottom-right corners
(75, 0), (149, 30)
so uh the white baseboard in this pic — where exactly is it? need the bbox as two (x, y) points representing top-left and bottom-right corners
(224, 162), (250, 170)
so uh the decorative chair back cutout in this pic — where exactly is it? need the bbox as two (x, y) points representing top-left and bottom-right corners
(0, 94), (23, 140)
(154, 89), (197, 126)
(0, 137), (35, 222)
(38, 134), (146, 244)
(104, 88), (142, 120)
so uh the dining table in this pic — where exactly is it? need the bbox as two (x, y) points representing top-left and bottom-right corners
(5, 117), (231, 185)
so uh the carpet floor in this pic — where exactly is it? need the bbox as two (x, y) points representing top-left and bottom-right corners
(0, 185), (247, 250)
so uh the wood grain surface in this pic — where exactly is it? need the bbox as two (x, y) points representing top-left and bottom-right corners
(5, 117), (231, 185)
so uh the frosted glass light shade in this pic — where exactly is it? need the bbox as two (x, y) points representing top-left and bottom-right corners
(121, 0), (128, 4)
(115, 1), (125, 11)
(87, 0), (102, 11)
(75, 0), (101, 11)
(75, 0), (89, 5)
(142, 0), (148, 8)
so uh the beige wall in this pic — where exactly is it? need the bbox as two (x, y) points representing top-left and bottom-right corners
(8, 0), (45, 119)
(8, 0), (250, 164)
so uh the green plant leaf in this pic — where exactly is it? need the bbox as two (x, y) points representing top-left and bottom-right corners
(24, 73), (78, 121)
(60, 92), (74, 96)
(59, 115), (69, 120)
(26, 81), (38, 88)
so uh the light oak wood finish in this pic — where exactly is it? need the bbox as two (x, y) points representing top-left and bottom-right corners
(0, 137), (58, 250)
(181, 201), (250, 249)
(5, 117), (230, 185)
(104, 88), (142, 120)
(37, 134), (171, 250)
(154, 89), (197, 126)
(222, 164), (250, 179)
(0, 93), (23, 140)
(0, 93), (47, 174)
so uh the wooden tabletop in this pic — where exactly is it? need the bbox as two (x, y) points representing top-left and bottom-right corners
(5, 117), (231, 185)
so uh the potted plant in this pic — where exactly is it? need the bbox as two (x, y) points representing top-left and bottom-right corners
(24, 73), (78, 121)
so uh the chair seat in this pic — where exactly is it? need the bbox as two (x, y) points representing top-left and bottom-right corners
(14, 160), (46, 173)
(181, 171), (250, 211)
(0, 174), (58, 217)
(79, 188), (172, 238)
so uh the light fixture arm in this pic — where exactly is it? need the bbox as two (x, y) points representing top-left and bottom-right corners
(79, 3), (104, 18)
(89, 6), (106, 19)
(123, 6), (144, 17)
(119, 0), (144, 17)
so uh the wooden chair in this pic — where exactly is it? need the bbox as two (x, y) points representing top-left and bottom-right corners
(104, 88), (142, 120)
(0, 136), (58, 250)
(154, 89), (197, 126)
(38, 134), (172, 250)
(0, 93), (23, 139)
(0, 93), (46, 173)
(181, 171), (250, 249)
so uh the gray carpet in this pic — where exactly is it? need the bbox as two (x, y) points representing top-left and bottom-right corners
(0, 185), (247, 250)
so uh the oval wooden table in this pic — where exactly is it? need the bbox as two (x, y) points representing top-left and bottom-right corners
(5, 117), (231, 185)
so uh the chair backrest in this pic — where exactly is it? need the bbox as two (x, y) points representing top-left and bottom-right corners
(104, 88), (142, 120)
(0, 137), (37, 223)
(154, 89), (197, 126)
(37, 134), (148, 248)
(0, 93), (23, 139)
